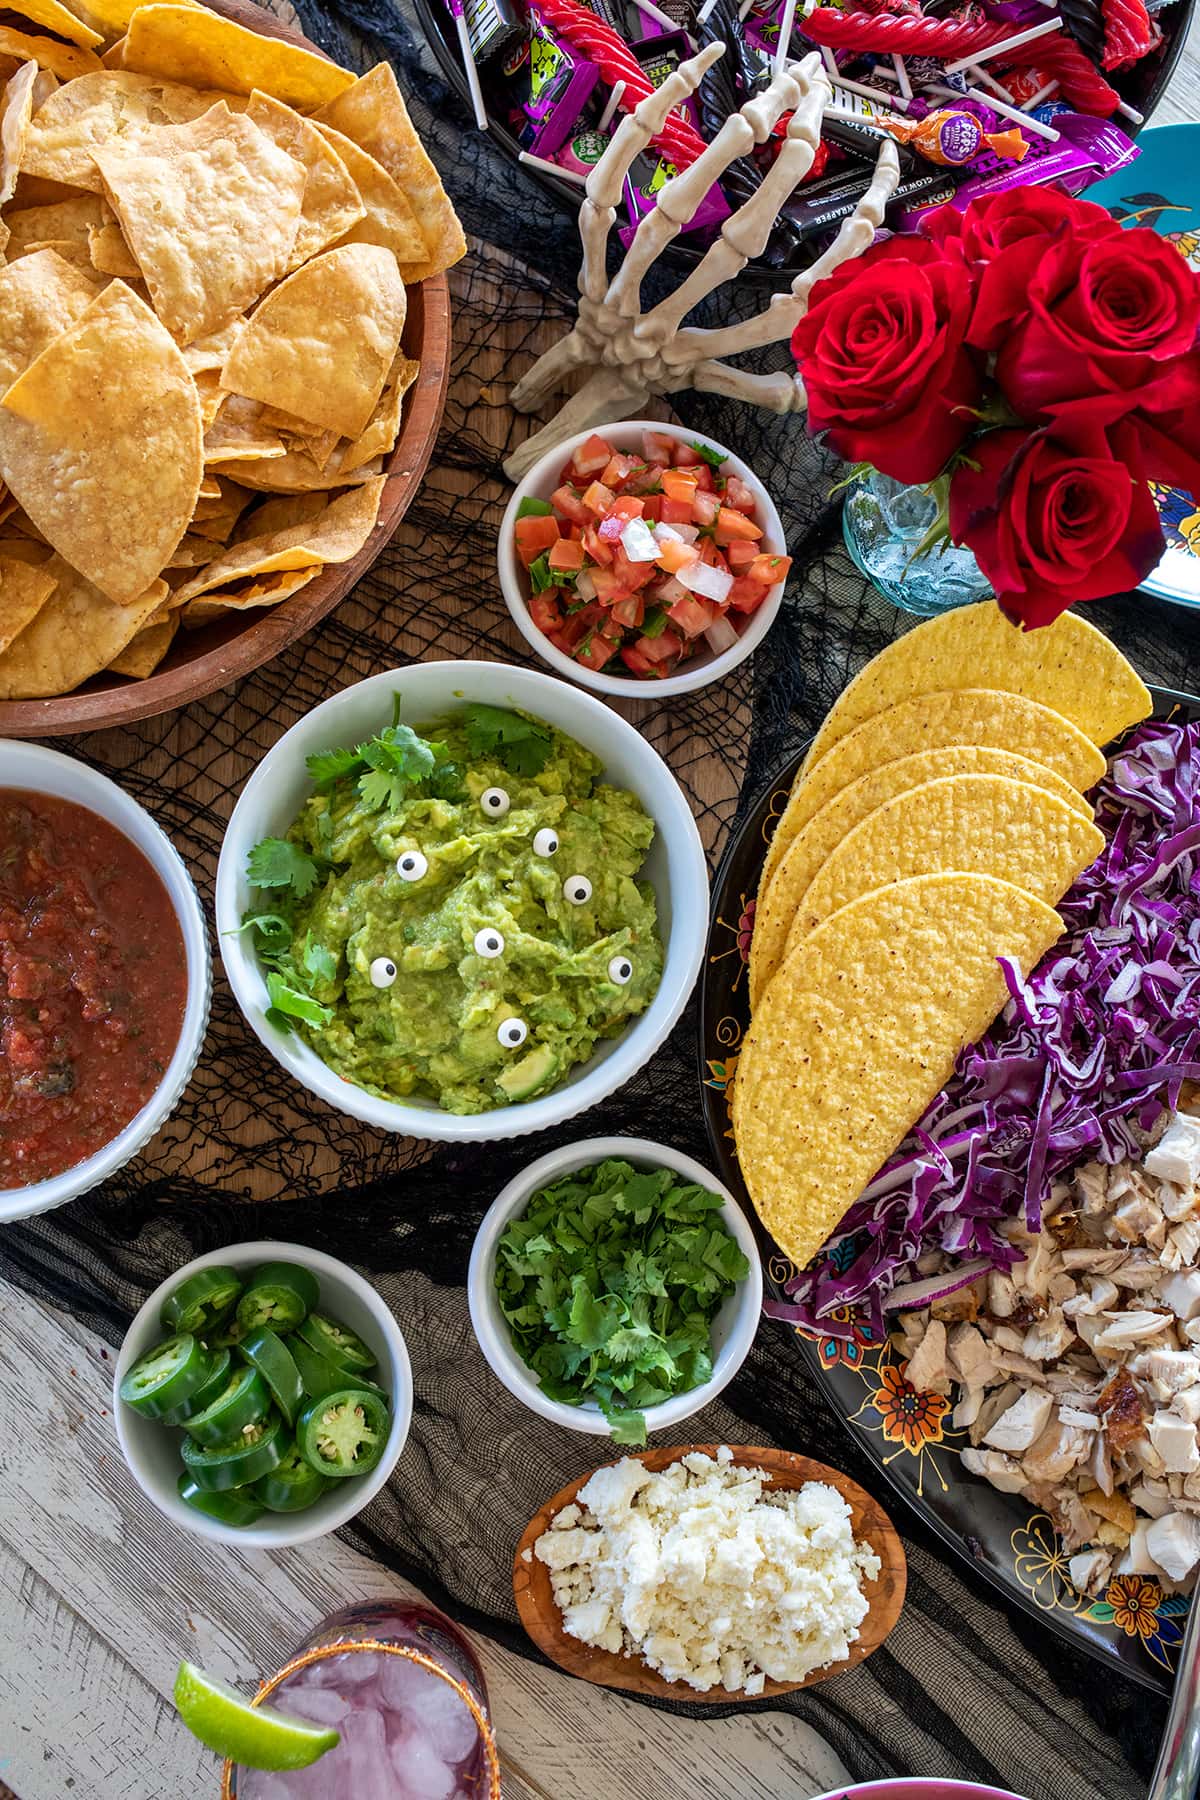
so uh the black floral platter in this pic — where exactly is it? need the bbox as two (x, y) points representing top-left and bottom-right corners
(698, 683), (1200, 1695)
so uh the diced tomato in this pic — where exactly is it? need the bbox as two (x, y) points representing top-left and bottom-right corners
(723, 475), (758, 514)
(642, 430), (678, 464)
(692, 462), (715, 492)
(668, 594), (716, 638)
(659, 496), (694, 526)
(648, 573), (690, 608)
(654, 538), (699, 576)
(601, 453), (638, 487)
(575, 631), (621, 671)
(581, 524), (614, 566)
(571, 433), (613, 477)
(549, 537), (585, 573)
(714, 506), (764, 545)
(514, 514), (559, 565)
(613, 548), (658, 591)
(636, 627), (684, 662)
(623, 462), (665, 495)
(672, 441), (702, 466)
(726, 539), (758, 572)
(529, 593), (564, 635)
(558, 601), (604, 649)
(590, 565), (627, 604)
(581, 481), (615, 516)
(621, 645), (659, 677)
(640, 495), (663, 524)
(661, 467), (699, 501)
(691, 490), (720, 528)
(699, 536), (723, 566)
(551, 484), (588, 524)
(611, 593), (645, 630)
(728, 575), (772, 613)
(749, 552), (792, 586)
(609, 495), (645, 521)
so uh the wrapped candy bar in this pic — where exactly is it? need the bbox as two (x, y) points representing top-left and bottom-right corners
(870, 104), (1031, 162)
(505, 6), (600, 154)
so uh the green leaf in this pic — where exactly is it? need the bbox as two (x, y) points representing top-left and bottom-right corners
(461, 703), (553, 779)
(527, 553), (556, 595)
(246, 838), (321, 898)
(358, 767), (409, 813)
(305, 744), (365, 790)
(603, 1404), (648, 1447)
(691, 440), (726, 470)
(640, 605), (668, 639)
(265, 971), (332, 1029)
(517, 496), (554, 518)
(231, 911), (293, 955)
(301, 935), (336, 985)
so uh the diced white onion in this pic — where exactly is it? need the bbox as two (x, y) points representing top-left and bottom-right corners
(574, 569), (597, 601)
(620, 518), (660, 563)
(677, 558), (734, 603)
(652, 521), (699, 546)
(704, 616), (740, 656)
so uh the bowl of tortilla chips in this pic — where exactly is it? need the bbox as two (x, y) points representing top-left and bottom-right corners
(0, 0), (461, 735)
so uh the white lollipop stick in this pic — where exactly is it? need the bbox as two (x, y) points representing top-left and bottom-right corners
(451, 4), (488, 131)
(519, 149), (587, 186)
(773, 0), (799, 76)
(1019, 78), (1059, 108)
(891, 54), (911, 97)
(945, 15), (1062, 75)
(636, 0), (697, 44)
(965, 83), (1060, 140)
(597, 80), (626, 131)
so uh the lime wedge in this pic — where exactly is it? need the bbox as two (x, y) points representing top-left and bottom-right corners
(173, 1661), (339, 1771)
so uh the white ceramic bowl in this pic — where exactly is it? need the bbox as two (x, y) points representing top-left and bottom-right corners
(216, 659), (708, 1143)
(498, 420), (788, 698)
(0, 741), (210, 1222)
(114, 1240), (413, 1548)
(468, 1136), (763, 1436)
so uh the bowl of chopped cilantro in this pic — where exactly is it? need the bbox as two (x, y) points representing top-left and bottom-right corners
(468, 1138), (762, 1443)
(216, 661), (708, 1141)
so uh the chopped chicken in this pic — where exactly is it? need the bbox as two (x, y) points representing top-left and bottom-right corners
(894, 1113), (1200, 1598)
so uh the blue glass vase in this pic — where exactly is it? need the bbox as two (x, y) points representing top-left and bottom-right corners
(842, 470), (994, 618)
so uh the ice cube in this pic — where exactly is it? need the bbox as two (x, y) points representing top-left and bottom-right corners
(342, 1703), (391, 1800)
(285, 1686), (350, 1727)
(379, 1657), (480, 1764)
(389, 1724), (457, 1800)
(233, 1775), (295, 1800)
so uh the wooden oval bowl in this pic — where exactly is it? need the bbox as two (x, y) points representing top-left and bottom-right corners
(0, 0), (451, 740)
(514, 1442), (906, 1702)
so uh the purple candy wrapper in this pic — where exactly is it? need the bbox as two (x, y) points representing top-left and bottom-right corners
(505, 6), (599, 156)
(618, 29), (730, 243)
(553, 125), (612, 178)
(896, 112), (1139, 227)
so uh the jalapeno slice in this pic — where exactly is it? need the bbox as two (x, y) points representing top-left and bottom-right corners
(161, 1348), (233, 1425)
(235, 1261), (320, 1333)
(178, 1473), (264, 1527)
(241, 1328), (303, 1426)
(208, 1316), (248, 1350)
(298, 1387), (390, 1480)
(119, 1334), (212, 1420)
(253, 1440), (331, 1512)
(160, 1266), (243, 1337)
(181, 1408), (287, 1491)
(184, 1365), (270, 1447)
(295, 1312), (376, 1375)
(289, 1334), (350, 1402)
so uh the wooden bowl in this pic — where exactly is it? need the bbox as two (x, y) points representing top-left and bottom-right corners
(513, 1443), (907, 1702)
(0, 0), (451, 740)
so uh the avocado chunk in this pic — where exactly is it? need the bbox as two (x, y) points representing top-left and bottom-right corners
(497, 1044), (559, 1102)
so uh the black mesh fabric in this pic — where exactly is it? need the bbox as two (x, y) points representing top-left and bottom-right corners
(3, 4), (1200, 1793)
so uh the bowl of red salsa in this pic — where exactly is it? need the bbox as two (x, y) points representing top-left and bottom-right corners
(498, 422), (790, 697)
(0, 743), (210, 1219)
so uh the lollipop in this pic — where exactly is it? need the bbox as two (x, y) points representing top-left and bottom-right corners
(534, 0), (708, 165)
(872, 105), (1030, 162)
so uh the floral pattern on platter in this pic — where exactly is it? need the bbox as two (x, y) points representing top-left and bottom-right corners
(1011, 1515), (1191, 1674)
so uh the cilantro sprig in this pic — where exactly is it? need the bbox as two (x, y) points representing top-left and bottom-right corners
(304, 694), (463, 813)
(462, 702), (553, 778)
(692, 441), (727, 470)
(493, 1159), (750, 1445)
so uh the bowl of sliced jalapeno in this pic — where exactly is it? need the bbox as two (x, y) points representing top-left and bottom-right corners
(114, 1241), (413, 1547)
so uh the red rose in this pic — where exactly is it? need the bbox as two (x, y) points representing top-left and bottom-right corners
(991, 224), (1200, 418)
(948, 419), (1165, 629)
(791, 237), (983, 484)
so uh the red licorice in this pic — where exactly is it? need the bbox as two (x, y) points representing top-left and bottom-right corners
(534, 0), (708, 167)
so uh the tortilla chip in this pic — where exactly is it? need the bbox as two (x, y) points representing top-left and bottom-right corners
(340, 356), (417, 472)
(0, 554), (166, 694)
(0, 280), (202, 601)
(0, 25), (100, 81)
(0, 529), (48, 557)
(314, 64), (464, 281)
(187, 473), (249, 540)
(245, 91), (365, 271)
(760, 687), (1111, 899)
(749, 746), (1096, 1009)
(165, 529), (215, 566)
(190, 367), (224, 426)
(22, 69), (237, 192)
(182, 316), (243, 374)
(0, 245), (98, 391)
(173, 476), (383, 603)
(8, 0), (102, 49)
(94, 102), (306, 342)
(72, 0), (196, 32)
(801, 602), (1153, 773)
(732, 872), (1063, 1272)
(10, 233), (97, 268)
(234, 491), (327, 540)
(85, 215), (140, 274)
(310, 120), (425, 267)
(1, 61), (38, 205)
(106, 607), (176, 674)
(122, 5), (354, 108)
(0, 549), (55, 651)
(181, 563), (317, 622)
(221, 243), (406, 439)
(779, 773), (1104, 960)
(204, 390), (285, 464)
(231, 446), (384, 494)
(4, 191), (109, 255)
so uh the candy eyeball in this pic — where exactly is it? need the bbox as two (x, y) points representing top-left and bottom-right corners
(533, 828), (559, 858)
(563, 874), (592, 906)
(497, 1017), (528, 1049)
(474, 928), (505, 959)
(608, 955), (633, 986)
(480, 787), (510, 819)
(396, 850), (428, 882)
(369, 956), (398, 989)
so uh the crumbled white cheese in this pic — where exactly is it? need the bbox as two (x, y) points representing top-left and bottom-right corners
(533, 1448), (881, 1693)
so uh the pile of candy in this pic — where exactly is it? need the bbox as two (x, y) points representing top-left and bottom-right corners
(436, 0), (1173, 267)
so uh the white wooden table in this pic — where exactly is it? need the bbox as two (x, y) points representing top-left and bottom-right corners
(3, 34), (1200, 1795)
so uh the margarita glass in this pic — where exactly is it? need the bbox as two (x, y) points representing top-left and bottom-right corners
(222, 1601), (501, 1800)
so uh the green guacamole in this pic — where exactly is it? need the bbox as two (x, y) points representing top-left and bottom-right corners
(255, 709), (665, 1114)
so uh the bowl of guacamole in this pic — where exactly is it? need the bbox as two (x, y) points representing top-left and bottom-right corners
(217, 661), (709, 1141)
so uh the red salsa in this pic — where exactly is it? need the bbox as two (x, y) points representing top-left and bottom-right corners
(0, 791), (187, 1189)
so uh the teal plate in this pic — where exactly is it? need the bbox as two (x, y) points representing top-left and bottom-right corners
(1086, 124), (1200, 610)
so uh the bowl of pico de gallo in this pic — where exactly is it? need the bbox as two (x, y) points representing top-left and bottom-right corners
(498, 421), (791, 697)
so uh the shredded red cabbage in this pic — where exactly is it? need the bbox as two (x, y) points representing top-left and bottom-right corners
(764, 718), (1200, 1338)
